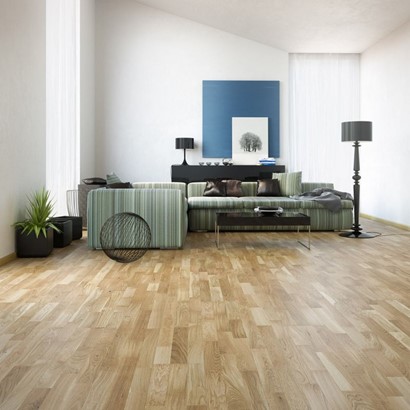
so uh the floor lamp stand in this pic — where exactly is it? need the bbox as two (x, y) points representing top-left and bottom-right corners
(340, 141), (376, 238)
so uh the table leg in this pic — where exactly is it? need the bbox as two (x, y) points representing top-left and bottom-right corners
(297, 226), (311, 250)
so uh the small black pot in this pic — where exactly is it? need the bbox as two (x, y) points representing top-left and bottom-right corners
(51, 216), (82, 240)
(50, 219), (72, 248)
(15, 227), (54, 258)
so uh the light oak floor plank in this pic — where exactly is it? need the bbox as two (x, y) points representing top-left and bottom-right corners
(0, 218), (409, 409)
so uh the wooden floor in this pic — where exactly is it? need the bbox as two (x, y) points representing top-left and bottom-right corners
(0, 219), (409, 409)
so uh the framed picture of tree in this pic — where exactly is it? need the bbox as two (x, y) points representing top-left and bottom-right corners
(232, 117), (268, 164)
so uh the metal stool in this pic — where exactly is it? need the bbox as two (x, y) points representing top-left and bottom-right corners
(100, 212), (151, 263)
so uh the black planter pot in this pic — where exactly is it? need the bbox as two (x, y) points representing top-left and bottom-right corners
(15, 227), (54, 258)
(51, 216), (82, 240)
(50, 219), (72, 248)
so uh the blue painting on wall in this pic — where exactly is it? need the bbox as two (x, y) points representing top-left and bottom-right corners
(202, 80), (280, 158)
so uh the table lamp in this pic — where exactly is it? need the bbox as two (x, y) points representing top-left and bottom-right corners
(175, 137), (194, 166)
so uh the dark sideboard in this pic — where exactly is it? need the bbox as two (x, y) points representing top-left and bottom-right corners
(171, 164), (285, 183)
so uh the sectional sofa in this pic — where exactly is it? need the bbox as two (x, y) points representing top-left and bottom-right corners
(87, 175), (353, 249)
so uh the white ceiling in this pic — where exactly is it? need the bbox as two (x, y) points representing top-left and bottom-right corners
(136, 0), (410, 53)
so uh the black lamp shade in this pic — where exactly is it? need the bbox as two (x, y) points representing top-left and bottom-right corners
(342, 121), (372, 142)
(175, 137), (194, 150)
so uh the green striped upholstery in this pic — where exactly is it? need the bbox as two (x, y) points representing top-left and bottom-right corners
(87, 188), (187, 249)
(187, 182), (207, 197)
(132, 182), (186, 197)
(241, 182), (258, 196)
(240, 197), (302, 209)
(106, 172), (122, 184)
(188, 197), (244, 209)
(302, 182), (334, 191)
(187, 181), (353, 232)
(272, 171), (302, 196)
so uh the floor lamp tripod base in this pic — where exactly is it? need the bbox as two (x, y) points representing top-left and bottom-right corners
(339, 230), (377, 239)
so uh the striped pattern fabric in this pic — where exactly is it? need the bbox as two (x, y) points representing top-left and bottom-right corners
(132, 182), (186, 197)
(302, 182), (334, 192)
(87, 188), (187, 249)
(272, 171), (302, 196)
(187, 181), (353, 232)
(106, 172), (122, 184)
(188, 197), (244, 210)
(188, 208), (353, 232)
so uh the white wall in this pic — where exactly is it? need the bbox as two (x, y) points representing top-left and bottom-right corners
(95, 0), (288, 182)
(0, 1), (46, 259)
(80, 0), (96, 180)
(361, 21), (410, 226)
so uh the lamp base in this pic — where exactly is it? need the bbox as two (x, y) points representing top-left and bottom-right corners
(339, 230), (377, 238)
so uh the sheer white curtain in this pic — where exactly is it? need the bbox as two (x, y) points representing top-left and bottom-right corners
(286, 54), (360, 192)
(46, 0), (80, 215)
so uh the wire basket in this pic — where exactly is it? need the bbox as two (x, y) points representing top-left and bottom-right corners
(100, 212), (151, 263)
(66, 190), (79, 216)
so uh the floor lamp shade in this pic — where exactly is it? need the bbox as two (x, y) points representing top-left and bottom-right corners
(175, 137), (194, 165)
(340, 121), (376, 238)
(342, 121), (372, 142)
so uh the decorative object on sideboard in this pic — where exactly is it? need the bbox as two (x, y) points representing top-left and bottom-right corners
(339, 121), (376, 239)
(171, 164), (285, 183)
(175, 137), (194, 166)
(259, 157), (276, 166)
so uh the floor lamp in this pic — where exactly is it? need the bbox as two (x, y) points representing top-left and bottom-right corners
(175, 137), (194, 166)
(340, 121), (376, 238)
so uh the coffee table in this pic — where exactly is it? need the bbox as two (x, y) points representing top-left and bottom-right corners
(215, 211), (311, 249)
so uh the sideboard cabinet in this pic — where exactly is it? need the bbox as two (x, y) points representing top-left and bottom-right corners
(171, 165), (285, 183)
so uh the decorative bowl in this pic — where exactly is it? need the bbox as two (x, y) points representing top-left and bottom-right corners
(199, 161), (204, 166)
(214, 162), (220, 166)
(206, 162), (212, 166)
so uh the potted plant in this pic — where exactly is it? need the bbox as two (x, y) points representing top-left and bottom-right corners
(14, 188), (60, 257)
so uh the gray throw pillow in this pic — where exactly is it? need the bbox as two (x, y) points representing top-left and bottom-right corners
(106, 172), (122, 184)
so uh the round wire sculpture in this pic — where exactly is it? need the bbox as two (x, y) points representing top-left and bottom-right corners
(100, 212), (151, 263)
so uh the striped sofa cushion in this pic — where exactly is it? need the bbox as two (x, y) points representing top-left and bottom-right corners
(272, 171), (302, 196)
